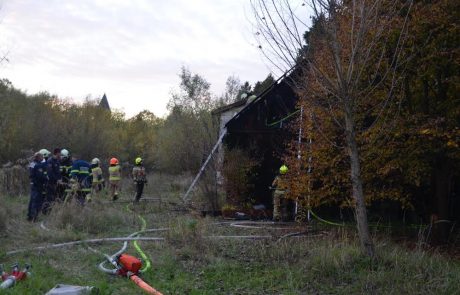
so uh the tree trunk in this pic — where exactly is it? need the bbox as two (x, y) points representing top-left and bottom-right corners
(344, 108), (375, 257)
(432, 157), (452, 245)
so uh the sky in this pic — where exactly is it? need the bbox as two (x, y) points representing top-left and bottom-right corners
(0, 0), (273, 117)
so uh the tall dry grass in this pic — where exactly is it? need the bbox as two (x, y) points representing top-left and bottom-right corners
(0, 206), (7, 235)
(47, 202), (131, 235)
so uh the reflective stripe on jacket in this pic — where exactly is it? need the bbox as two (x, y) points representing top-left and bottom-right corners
(60, 158), (73, 178)
(70, 160), (92, 184)
(109, 165), (121, 181)
(91, 167), (103, 183)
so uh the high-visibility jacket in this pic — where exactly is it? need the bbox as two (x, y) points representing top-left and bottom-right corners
(109, 165), (121, 182)
(272, 176), (286, 194)
(132, 166), (146, 182)
(91, 166), (104, 184)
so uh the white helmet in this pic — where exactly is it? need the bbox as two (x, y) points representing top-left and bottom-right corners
(61, 149), (70, 159)
(91, 158), (100, 165)
(39, 149), (51, 158)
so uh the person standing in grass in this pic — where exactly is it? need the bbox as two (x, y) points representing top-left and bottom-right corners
(90, 157), (104, 201)
(272, 165), (288, 222)
(27, 152), (48, 222)
(132, 157), (147, 202)
(57, 148), (72, 201)
(108, 157), (121, 201)
(43, 148), (61, 214)
(70, 154), (92, 205)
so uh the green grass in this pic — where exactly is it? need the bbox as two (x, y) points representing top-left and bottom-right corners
(0, 185), (459, 295)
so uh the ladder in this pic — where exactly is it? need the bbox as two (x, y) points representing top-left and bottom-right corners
(182, 129), (227, 202)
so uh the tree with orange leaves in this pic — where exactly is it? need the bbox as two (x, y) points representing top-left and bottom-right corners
(252, 0), (414, 257)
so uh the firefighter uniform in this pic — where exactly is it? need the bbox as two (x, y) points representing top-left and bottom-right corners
(58, 154), (73, 201)
(272, 165), (288, 221)
(70, 159), (92, 204)
(90, 158), (104, 199)
(132, 159), (147, 202)
(27, 155), (48, 221)
(43, 155), (61, 213)
(108, 158), (121, 201)
(272, 176), (285, 221)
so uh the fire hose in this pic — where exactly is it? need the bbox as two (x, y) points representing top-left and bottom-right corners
(6, 218), (314, 293)
(90, 203), (163, 295)
(127, 203), (151, 273)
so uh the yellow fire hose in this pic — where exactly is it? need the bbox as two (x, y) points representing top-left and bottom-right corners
(126, 203), (151, 273)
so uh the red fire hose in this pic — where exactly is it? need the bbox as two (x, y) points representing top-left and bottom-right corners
(103, 253), (163, 295)
(130, 274), (162, 295)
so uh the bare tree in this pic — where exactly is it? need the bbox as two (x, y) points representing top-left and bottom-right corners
(251, 0), (413, 257)
(220, 75), (242, 105)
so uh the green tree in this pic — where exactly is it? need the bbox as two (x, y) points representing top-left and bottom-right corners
(157, 67), (219, 173)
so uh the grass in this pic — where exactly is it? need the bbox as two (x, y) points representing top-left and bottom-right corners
(0, 177), (459, 294)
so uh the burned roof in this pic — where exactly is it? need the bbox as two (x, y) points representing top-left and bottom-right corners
(225, 71), (299, 133)
(212, 98), (248, 115)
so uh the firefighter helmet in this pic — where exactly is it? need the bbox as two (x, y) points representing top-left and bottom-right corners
(61, 149), (70, 159)
(279, 165), (288, 174)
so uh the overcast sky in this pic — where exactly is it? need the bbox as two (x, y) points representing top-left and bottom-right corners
(0, 0), (273, 117)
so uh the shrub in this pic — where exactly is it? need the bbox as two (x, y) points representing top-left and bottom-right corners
(222, 148), (260, 206)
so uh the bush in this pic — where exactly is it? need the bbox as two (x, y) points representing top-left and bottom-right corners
(222, 148), (260, 206)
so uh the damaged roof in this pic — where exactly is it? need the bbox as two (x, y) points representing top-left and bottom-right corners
(225, 69), (300, 132)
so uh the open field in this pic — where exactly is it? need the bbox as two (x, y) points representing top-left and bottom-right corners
(1, 175), (459, 295)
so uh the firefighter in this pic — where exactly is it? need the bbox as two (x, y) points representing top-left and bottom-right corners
(108, 157), (121, 201)
(57, 148), (73, 201)
(43, 148), (61, 214)
(27, 152), (48, 222)
(132, 157), (147, 202)
(60, 149), (72, 178)
(90, 157), (104, 199)
(272, 164), (288, 222)
(70, 154), (92, 205)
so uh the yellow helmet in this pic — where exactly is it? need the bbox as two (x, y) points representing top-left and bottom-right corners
(279, 165), (288, 174)
(135, 157), (142, 165)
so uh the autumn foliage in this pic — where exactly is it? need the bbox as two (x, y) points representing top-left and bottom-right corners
(282, 0), (459, 227)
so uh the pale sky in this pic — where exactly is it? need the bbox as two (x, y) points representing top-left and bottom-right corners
(0, 0), (273, 117)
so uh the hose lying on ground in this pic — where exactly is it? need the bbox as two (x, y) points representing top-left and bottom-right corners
(229, 221), (308, 230)
(5, 237), (165, 256)
(7, 233), (312, 256)
(8, 220), (317, 257)
(86, 228), (169, 274)
(95, 203), (161, 294)
(126, 203), (151, 273)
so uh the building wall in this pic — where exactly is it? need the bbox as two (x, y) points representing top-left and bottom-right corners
(215, 106), (246, 187)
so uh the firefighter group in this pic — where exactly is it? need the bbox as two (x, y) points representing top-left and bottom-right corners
(27, 148), (147, 222)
